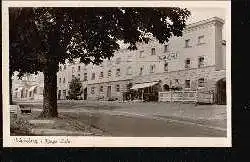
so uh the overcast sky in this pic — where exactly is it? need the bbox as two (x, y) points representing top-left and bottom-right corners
(119, 7), (227, 48)
(186, 7), (227, 39)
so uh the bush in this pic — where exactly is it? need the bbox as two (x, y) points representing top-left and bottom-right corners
(108, 97), (116, 101)
(10, 116), (31, 135)
(68, 77), (83, 100)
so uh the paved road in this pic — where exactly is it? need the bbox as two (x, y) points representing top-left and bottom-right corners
(17, 101), (227, 137)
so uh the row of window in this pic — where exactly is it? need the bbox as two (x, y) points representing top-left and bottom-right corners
(91, 85), (121, 94)
(90, 78), (205, 95)
(184, 78), (205, 88)
(59, 36), (205, 72)
(80, 65), (156, 81)
(58, 89), (67, 99)
(59, 77), (66, 83)
(59, 65), (67, 71)
(185, 35), (205, 48)
(60, 57), (205, 83)
(185, 56), (205, 69)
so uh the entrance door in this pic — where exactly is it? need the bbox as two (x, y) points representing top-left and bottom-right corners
(216, 78), (226, 105)
(107, 86), (111, 98)
(84, 88), (87, 100)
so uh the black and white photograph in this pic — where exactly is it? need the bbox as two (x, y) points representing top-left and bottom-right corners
(2, 1), (231, 147)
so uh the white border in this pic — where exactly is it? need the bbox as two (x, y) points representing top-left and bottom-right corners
(2, 1), (231, 147)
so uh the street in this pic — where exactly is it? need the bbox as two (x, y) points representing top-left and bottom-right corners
(14, 100), (227, 137)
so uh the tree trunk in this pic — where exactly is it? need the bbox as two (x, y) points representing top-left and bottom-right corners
(40, 62), (58, 118)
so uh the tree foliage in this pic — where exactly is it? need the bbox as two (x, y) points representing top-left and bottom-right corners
(9, 7), (191, 117)
(9, 7), (190, 74)
(68, 77), (83, 100)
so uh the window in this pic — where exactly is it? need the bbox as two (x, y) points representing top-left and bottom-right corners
(185, 80), (191, 88)
(100, 86), (104, 92)
(33, 87), (37, 94)
(139, 67), (143, 75)
(91, 87), (95, 94)
(127, 66), (132, 75)
(59, 78), (61, 83)
(91, 73), (95, 80)
(78, 74), (80, 78)
(59, 66), (62, 71)
(72, 75), (75, 78)
(198, 35), (205, 45)
(107, 59), (112, 66)
(58, 90), (61, 99)
(116, 58), (121, 64)
(164, 45), (168, 53)
(164, 62), (168, 71)
(63, 78), (65, 83)
(63, 90), (66, 98)
(185, 58), (191, 69)
(108, 70), (112, 77)
(64, 65), (66, 70)
(72, 67), (75, 73)
(150, 64), (155, 73)
(198, 56), (205, 68)
(78, 66), (81, 72)
(100, 71), (104, 78)
(139, 51), (144, 58)
(198, 78), (205, 88)
(116, 85), (120, 92)
(128, 52), (132, 57)
(185, 39), (191, 48)
(151, 48), (156, 55)
(116, 69), (121, 76)
(84, 73), (87, 81)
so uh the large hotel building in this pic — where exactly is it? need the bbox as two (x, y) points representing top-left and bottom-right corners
(12, 17), (227, 103)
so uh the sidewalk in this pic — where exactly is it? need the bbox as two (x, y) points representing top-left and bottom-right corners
(102, 103), (227, 130)
(16, 100), (228, 131)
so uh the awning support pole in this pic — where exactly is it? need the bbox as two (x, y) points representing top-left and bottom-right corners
(142, 89), (144, 102)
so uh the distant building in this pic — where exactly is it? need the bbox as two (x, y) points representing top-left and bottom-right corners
(12, 72), (44, 101)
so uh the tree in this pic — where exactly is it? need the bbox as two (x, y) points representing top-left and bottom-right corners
(9, 7), (190, 117)
(68, 77), (83, 100)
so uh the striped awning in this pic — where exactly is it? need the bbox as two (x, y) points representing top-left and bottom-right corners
(28, 85), (38, 92)
(131, 81), (159, 90)
(15, 87), (24, 92)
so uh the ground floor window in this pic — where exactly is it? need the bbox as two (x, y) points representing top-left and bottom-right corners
(100, 86), (104, 92)
(185, 80), (191, 88)
(63, 90), (66, 98)
(58, 90), (61, 99)
(116, 85), (120, 92)
(198, 78), (205, 88)
(91, 87), (95, 94)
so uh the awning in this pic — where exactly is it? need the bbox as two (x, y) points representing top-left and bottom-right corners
(131, 81), (159, 90)
(28, 85), (38, 92)
(15, 87), (24, 92)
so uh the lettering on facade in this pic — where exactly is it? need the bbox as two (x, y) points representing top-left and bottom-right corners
(159, 52), (178, 61)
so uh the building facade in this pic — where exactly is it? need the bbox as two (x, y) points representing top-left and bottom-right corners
(12, 17), (227, 103)
(12, 72), (44, 101)
(56, 17), (226, 102)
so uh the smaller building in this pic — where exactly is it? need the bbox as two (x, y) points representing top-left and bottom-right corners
(12, 72), (44, 101)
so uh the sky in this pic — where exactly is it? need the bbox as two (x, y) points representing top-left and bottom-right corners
(119, 7), (227, 48)
(186, 7), (227, 39)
